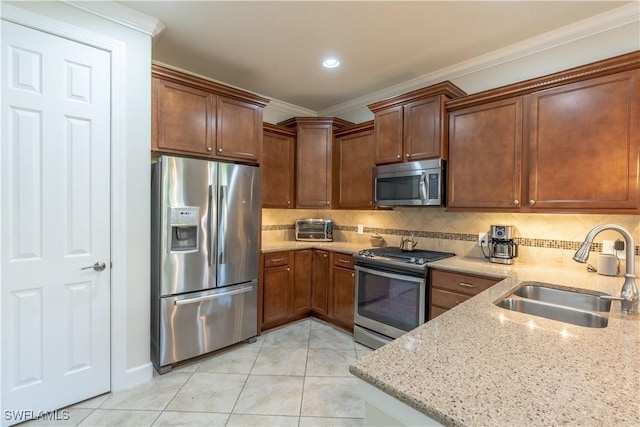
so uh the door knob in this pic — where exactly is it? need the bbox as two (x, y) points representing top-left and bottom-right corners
(82, 262), (106, 272)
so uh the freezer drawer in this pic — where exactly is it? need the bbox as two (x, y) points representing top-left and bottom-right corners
(155, 281), (257, 369)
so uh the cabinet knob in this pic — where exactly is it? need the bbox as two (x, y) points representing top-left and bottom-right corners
(529, 199), (536, 206)
(218, 148), (223, 153)
(207, 147), (212, 152)
(513, 199), (520, 206)
(396, 154), (401, 159)
(326, 201), (330, 205)
(406, 153), (410, 158)
(352, 273), (355, 278)
(323, 254), (327, 258)
(287, 267), (290, 271)
(287, 200), (291, 205)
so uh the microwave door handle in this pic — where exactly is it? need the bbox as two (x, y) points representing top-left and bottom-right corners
(419, 172), (428, 202)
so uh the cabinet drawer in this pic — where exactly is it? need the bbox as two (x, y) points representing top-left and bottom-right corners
(264, 251), (290, 268)
(332, 252), (354, 269)
(431, 288), (470, 310)
(431, 269), (499, 296)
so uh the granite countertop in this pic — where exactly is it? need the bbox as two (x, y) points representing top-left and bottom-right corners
(261, 240), (365, 254)
(349, 256), (640, 426)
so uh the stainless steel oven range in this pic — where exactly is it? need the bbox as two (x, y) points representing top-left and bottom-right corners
(352, 247), (455, 349)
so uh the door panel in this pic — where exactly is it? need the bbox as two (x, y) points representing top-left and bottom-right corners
(1, 21), (111, 422)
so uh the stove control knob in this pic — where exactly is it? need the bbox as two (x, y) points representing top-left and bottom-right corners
(409, 257), (416, 263)
(418, 258), (426, 265)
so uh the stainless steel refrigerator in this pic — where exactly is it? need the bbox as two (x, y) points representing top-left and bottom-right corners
(151, 155), (259, 373)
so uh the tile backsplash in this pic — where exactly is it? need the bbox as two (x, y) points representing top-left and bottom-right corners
(262, 208), (640, 270)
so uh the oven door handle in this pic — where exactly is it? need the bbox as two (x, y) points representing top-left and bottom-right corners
(354, 265), (426, 284)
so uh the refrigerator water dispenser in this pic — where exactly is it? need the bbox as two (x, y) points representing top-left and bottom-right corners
(169, 207), (200, 253)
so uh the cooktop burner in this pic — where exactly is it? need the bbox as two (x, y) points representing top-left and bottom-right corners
(354, 246), (455, 274)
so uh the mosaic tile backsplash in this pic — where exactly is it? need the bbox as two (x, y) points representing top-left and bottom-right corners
(262, 208), (640, 270)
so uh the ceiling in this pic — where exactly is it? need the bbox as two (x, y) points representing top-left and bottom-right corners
(120, 1), (632, 112)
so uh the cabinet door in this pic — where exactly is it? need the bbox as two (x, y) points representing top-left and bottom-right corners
(311, 250), (329, 315)
(152, 77), (215, 155)
(263, 264), (292, 326)
(262, 130), (295, 208)
(448, 97), (523, 209)
(374, 106), (403, 164)
(334, 129), (375, 209)
(216, 96), (262, 162)
(330, 266), (355, 328)
(403, 95), (442, 160)
(293, 250), (312, 316)
(296, 124), (332, 208)
(528, 69), (640, 212)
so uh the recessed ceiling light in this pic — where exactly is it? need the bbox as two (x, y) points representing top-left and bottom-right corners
(322, 58), (340, 69)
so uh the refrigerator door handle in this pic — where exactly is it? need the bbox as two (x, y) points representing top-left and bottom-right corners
(208, 184), (215, 267)
(173, 285), (253, 306)
(219, 184), (228, 265)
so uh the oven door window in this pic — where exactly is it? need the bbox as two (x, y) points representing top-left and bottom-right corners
(355, 266), (426, 334)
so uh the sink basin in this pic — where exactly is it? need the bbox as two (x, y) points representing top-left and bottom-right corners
(513, 282), (611, 312)
(495, 282), (611, 328)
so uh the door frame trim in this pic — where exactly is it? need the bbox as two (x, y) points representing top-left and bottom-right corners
(0, 3), (152, 396)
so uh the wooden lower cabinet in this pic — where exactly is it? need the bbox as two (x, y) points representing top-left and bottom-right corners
(293, 250), (312, 315)
(261, 249), (356, 332)
(311, 250), (330, 315)
(262, 252), (293, 328)
(329, 252), (355, 330)
(429, 269), (500, 320)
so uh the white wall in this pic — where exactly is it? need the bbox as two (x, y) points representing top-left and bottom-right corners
(3, 1), (154, 391)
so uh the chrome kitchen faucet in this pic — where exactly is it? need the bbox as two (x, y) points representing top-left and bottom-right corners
(573, 224), (638, 315)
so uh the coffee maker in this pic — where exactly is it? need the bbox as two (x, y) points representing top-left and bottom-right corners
(488, 225), (518, 264)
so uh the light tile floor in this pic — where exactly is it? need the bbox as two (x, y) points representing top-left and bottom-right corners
(26, 319), (372, 427)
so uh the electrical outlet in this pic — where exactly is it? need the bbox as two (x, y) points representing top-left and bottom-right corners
(602, 240), (615, 254)
(357, 224), (364, 235)
(478, 232), (489, 246)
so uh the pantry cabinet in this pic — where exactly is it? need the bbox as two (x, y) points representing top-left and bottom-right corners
(368, 82), (466, 165)
(447, 51), (640, 214)
(262, 124), (296, 208)
(333, 121), (376, 209)
(152, 64), (269, 163)
(429, 269), (500, 320)
(279, 117), (353, 208)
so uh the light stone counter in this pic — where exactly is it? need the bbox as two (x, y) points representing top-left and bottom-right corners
(350, 256), (640, 426)
(261, 240), (365, 255)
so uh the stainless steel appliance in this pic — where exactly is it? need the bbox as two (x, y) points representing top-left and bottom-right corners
(488, 225), (518, 265)
(295, 218), (333, 242)
(151, 155), (260, 373)
(353, 247), (455, 349)
(374, 159), (444, 207)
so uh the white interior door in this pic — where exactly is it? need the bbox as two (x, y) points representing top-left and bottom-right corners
(1, 20), (111, 424)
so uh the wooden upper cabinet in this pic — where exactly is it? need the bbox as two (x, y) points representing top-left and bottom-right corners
(528, 70), (640, 212)
(446, 51), (640, 214)
(262, 124), (296, 208)
(333, 121), (375, 209)
(448, 97), (523, 210)
(373, 106), (404, 164)
(216, 96), (262, 162)
(152, 77), (215, 155)
(368, 82), (466, 165)
(279, 117), (353, 209)
(151, 64), (269, 163)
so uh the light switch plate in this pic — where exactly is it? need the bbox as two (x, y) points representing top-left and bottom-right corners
(478, 232), (489, 246)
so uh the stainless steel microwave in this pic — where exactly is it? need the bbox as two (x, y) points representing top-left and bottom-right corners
(374, 159), (444, 207)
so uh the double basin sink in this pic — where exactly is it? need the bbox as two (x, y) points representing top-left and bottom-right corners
(495, 281), (612, 328)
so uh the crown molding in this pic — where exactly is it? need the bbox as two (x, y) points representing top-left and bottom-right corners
(62, 1), (166, 38)
(318, 3), (640, 117)
(265, 98), (317, 119)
